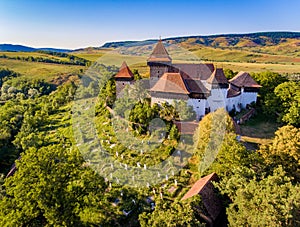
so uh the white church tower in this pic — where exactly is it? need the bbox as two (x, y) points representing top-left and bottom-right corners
(206, 68), (229, 112)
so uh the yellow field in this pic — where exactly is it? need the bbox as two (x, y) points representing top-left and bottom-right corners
(209, 61), (300, 74)
(0, 51), (67, 61)
(0, 57), (84, 81)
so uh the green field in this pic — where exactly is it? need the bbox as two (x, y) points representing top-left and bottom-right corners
(0, 52), (85, 82)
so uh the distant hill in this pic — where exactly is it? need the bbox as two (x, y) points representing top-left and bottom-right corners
(101, 31), (300, 48)
(0, 44), (71, 53)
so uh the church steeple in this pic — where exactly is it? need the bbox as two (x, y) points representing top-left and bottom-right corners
(147, 39), (172, 63)
(207, 68), (229, 88)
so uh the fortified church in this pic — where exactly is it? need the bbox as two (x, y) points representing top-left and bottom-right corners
(115, 40), (261, 119)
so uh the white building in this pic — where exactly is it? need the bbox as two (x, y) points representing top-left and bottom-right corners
(115, 40), (261, 119)
(148, 40), (261, 119)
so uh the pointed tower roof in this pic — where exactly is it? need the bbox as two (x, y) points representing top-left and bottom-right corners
(147, 40), (172, 63)
(229, 71), (261, 88)
(115, 61), (134, 80)
(207, 68), (228, 85)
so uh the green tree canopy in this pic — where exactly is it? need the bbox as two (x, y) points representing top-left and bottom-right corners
(217, 166), (300, 227)
(274, 81), (300, 126)
(0, 145), (116, 226)
(259, 125), (300, 181)
(139, 198), (204, 227)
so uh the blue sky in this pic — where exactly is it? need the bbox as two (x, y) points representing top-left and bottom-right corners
(1, 0), (300, 49)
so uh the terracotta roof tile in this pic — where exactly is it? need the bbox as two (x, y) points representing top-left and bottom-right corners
(229, 71), (261, 88)
(147, 40), (172, 62)
(150, 73), (189, 94)
(115, 61), (134, 79)
(207, 68), (228, 84)
(174, 121), (199, 134)
(181, 173), (218, 200)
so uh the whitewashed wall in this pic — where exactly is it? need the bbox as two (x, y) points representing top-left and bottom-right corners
(207, 88), (227, 112)
(241, 91), (258, 108)
(226, 95), (242, 112)
(187, 98), (206, 118)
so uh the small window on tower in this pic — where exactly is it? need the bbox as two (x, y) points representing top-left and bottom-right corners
(158, 71), (160, 74)
(122, 83), (124, 85)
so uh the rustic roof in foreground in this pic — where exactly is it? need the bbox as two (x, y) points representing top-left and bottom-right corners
(150, 73), (189, 94)
(115, 61), (134, 79)
(207, 68), (228, 84)
(229, 71), (261, 88)
(147, 40), (172, 62)
(181, 172), (218, 200)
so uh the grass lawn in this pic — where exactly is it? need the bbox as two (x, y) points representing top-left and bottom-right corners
(239, 112), (281, 145)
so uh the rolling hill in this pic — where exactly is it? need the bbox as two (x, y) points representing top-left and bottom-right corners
(101, 31), (300, 49)
(0, 44), (71, 53)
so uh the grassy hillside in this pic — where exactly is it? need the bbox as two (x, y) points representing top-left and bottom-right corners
(0, 51), (86, 82)
(94, 32), (300, 75)
(1, 32), (300, 81)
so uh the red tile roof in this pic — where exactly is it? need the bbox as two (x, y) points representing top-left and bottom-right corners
(207, 68), (228, 84)
(174, 121), (199, 135)
(181, 173), (218, 200)
(229, 71), (261, 88)
(115, 61), (134, 79)
(151, 73), (189, 94)
(147, 40), (172, 62)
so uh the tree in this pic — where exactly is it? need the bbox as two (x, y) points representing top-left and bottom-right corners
(129, 100), (159, 135)
(223, 69), (237, 80)
(159, 102), (177, 122)
(205, 133), (253, 179)
(251, 71), (288, 118)
(259, 125), (300, 181)
(274, 81), (300, 126)
(98, 78), (116, 107)
(139, 198), (204, 227)
(194, 108), (235, 155)
(113, 80), (148, 118)
(174, 100), (196, 121)
(193, 108), (245, 177)
(0, 145), (115, 226)
(218, 166), (300, 227)
(251, 71), (288, 100)
(133, 69), (142, 80)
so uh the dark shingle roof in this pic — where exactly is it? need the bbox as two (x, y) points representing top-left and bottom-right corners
(229, 71), (261, 88)
(207, 68), (228, 84)
(185, 79), (209, 94)
(172, 63), (215, 81)
(227, 87), (241, 98)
